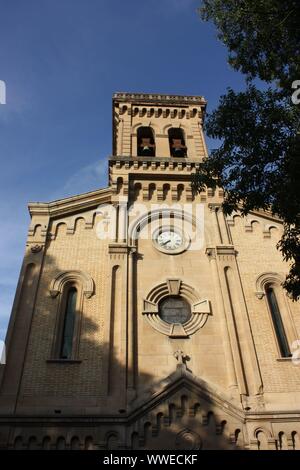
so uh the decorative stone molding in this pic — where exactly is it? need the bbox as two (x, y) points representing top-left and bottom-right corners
(253, 426), (272, 439)
(108, 243), (130, 260)
(49, 270), (95, 299)
(206, 246), (236, 261)
(108, 243), (129, 254)
(226, 213), (238, 226)
(226, 213), (282, 240)
(175, 429), (202, 450)
(255, 292), (265, 300)
(113, 92), (206, 107)
(109, 156), (203, 171)
(28, 223), (48, 238)
(263, 224), (279, 238)
(28, 223), (42, 237)
(29, 187), (111, 219)
(215, 245), (236, 256)
(166, 279), (181, 296)
(208, 203), (222, 212)
(171, 186), (178, 201)
(255, 272), (284, 299)
(30, 244), (43, 253)
(205, 247), (216, 260)
(142, 279), (211, 337)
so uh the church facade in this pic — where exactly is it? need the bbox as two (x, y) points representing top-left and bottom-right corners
(0, 92), (300, 450)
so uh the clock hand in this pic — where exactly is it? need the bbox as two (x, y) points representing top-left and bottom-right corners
(161, 239), (171, 246)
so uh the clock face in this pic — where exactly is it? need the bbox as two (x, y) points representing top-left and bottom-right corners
(156, 230), (183, 251)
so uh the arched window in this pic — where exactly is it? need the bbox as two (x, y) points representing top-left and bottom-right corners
(168, 128), (187, 157)
(50, 270), (94, 361)
(60, 287), (77, 359)
(137, 126), (155, 156)
(265, 285), (291, 358)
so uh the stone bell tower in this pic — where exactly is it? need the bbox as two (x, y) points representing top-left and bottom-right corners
(112, 92), (208, 158)
(110, 92), (209, 201)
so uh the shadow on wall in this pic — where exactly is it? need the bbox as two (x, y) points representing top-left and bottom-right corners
(0, 249), (299, 451)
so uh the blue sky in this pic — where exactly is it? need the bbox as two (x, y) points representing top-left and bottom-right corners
(0, 0), (247, 341)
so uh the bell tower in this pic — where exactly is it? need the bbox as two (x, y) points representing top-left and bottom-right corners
(112, 92), (208, 158)
(109, 92), (210, 203)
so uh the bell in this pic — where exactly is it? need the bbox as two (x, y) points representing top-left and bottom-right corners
(138, 136), (155, 156)
(171, 138), (186, 157)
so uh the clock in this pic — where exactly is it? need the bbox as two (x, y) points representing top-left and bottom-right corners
(157, 230), (183, 251)
(153, 227), (189, 254)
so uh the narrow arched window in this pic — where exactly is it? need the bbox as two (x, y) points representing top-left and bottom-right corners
(60, 287), (77, 359)
(265, 286), (291, 357)
(168, 128), (187, 157)
(137, 127), (155, 156)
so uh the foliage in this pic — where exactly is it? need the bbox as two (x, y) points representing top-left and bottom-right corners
(193, 0), (300, 299)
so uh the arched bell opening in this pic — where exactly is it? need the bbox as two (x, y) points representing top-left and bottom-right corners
(137, 126), (156, 156)
(168, 127), (187, 157)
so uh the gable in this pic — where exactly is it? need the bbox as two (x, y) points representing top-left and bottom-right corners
(128, 365), (245, 450)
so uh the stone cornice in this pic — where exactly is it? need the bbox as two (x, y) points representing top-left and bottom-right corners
(226, 207), (283, 225)
(0, 409), (299, 425)
(108, 156), (202, 176)
(109, 155), (201, 164)
(246, 208), (283, 224)
(113, 92), (207, 108)
(28, 187), (112, 219)
(108, 243), (130, 254)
